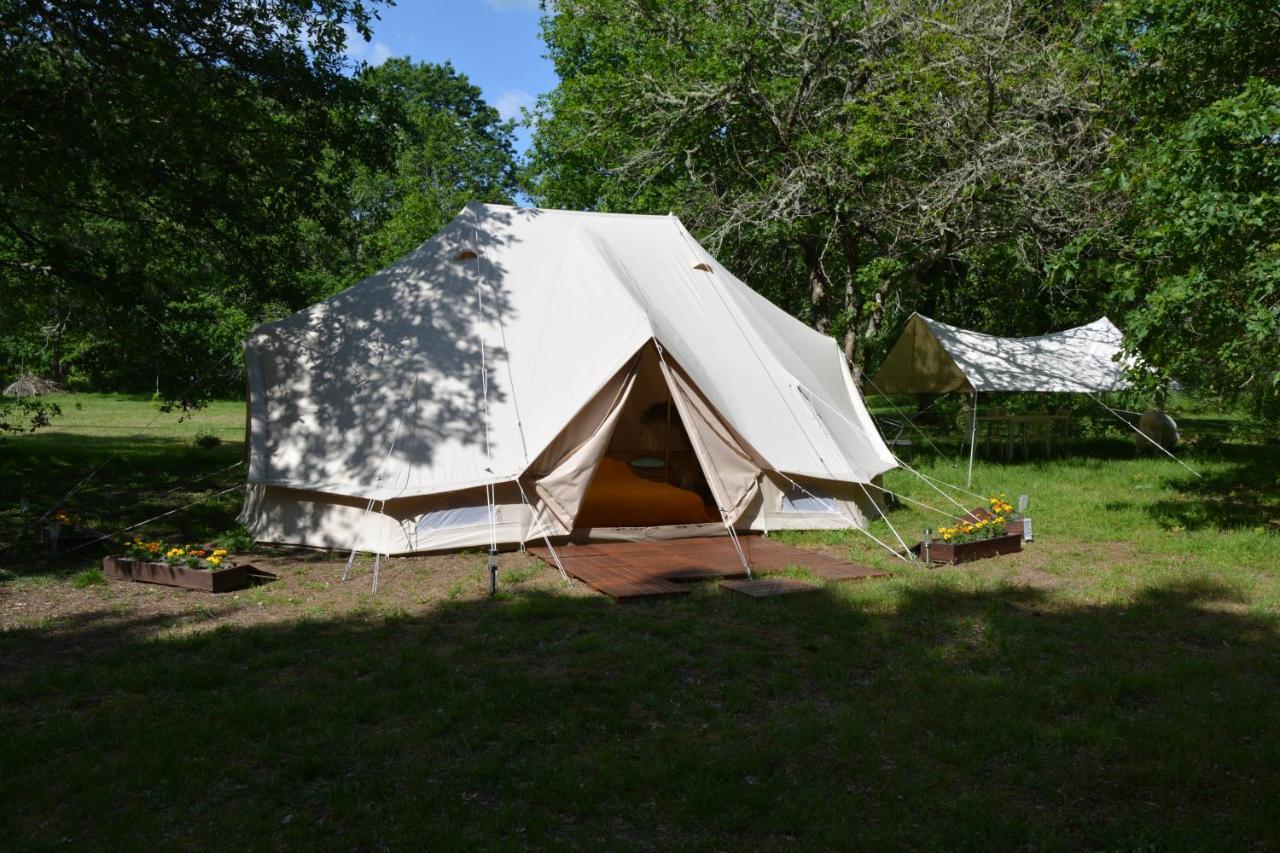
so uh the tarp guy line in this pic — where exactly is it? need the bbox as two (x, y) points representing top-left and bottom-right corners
(799, 384), (976, 516)
(797, 387), (917, 562)
(1088, 392), (1202, 479)
(860, 372), (955, 462)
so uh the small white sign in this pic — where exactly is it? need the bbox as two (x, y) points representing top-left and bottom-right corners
(1023, 516), (1033, 542)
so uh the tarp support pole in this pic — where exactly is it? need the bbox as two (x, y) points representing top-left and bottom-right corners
(967, 392), (978, 489)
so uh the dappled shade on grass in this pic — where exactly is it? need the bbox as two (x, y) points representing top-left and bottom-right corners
(2, 393), (1278, 848)
(2, 578), (1279, 848)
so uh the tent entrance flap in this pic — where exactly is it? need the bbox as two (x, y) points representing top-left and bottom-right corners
(656, 349), (762, 524)
(526, 351), (643, 533)
(575, 345), (721, 528)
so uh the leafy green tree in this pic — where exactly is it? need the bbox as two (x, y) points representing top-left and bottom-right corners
(529, 0), (1110, 371)
(0, 397), (60, 438)
(1082, 0), (1280, 412)
(317, 59), (521, 291)
(0, 0), (393, 400)
(1105, 83), (1279, 407)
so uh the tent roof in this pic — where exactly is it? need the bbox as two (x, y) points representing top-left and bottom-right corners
(867, 313), (1132, 394)
(245, 203), (895, 501)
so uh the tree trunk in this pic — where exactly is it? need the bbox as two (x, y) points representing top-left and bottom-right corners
(802, 237), (830, 333)
(48, 316), (65, 383)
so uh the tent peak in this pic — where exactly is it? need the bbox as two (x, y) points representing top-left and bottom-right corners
(457, 201), (690, 227)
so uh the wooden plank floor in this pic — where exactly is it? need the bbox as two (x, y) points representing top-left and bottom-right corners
(528, 535), (889, 601)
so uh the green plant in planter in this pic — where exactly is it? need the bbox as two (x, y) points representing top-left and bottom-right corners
(123, 539), (165, 561)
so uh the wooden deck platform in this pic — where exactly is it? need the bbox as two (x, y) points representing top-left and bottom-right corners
(528, 535), (890, 601)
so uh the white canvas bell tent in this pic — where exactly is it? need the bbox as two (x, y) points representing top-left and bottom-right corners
(867, 313), (1132, 395)
(240, 203), (897, 555)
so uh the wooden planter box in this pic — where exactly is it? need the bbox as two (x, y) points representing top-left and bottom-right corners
(915, 533), (1023, 565)
(103, 556), (252, 593)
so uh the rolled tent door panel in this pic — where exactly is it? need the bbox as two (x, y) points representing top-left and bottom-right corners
(656, 352), (762, 524)
(526, 351), (643, 533)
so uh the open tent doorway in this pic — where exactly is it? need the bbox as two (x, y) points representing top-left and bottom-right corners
(574, 345), (720, 530)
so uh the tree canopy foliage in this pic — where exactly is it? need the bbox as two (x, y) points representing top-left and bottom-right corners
(301, 58), (520, 300)
(1, 0), (386, 397)
(0, 0), (1275, 417)
(528, 0), (1114, 371)
(529, 0), (1278, 411)
(1088, 0), (1280, 411)
(0, 0), (517, 404)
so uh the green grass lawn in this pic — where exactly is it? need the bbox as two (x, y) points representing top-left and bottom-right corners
(1, 394), (1279, 849)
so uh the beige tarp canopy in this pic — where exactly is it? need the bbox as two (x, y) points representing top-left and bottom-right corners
(867, 313), (1132, 395)
(240, 203), (896, 554)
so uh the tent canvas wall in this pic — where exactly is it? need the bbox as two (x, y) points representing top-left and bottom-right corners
(240, 203), (896, 555)
(867, 313), (1132, 395)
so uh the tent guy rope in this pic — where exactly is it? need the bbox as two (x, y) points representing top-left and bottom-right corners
(672, 220), (914, 565)
(470, 219), (505, 593)
(33, 348), (236, 529)
(514, 479), (570, 582)
(57, 484), (244, 558)
(1088, 393), (1202, 479)
(341, 383), (414, 583)
(798, 385), (979, 516)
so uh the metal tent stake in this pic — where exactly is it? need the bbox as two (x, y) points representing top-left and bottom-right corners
(488, 547), (498, 595)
